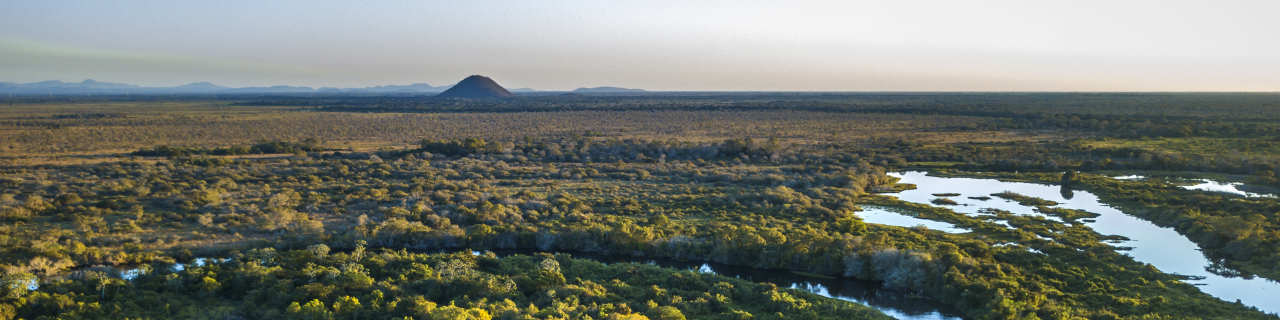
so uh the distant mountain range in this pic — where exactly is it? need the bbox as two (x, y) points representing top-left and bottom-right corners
(572, 86), (647, 93)
(0, 79), (649, 95)
(0, 79), (455, 94)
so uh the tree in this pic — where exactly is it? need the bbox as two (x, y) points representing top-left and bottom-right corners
(333, 296), (362, 318)
(288, 299), (333, 320)
(837, 217), (867, 234)
(648, 306), (686, 320)
(55, 193), (83, 205)
(463, 138), (487, 153)
(308, 244), (330, 258)
(1061, 170), (1078, 185)
(0, 272), (35, 298)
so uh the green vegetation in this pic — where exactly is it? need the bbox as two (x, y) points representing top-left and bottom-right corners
(0, 93), (1277, 319)
(1033, 206), (1100, 223)
(131, 140), (327, 157)
(4, 249), (889, 319)
(1089, 137), (1280, 158)
(990, 192), (1060, 206)
(930, 198), (959, 205)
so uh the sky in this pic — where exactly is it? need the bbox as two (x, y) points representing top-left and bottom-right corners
(2, 0), (1278, 91)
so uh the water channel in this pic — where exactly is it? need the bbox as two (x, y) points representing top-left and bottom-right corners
(477, 249), (967, 320)
(879, 171), (1279, 313)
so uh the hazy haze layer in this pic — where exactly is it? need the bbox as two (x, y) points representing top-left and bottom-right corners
(2, 0), (1277, 91)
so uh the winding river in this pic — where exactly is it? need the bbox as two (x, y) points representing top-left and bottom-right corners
(877, 171), (1279, 313)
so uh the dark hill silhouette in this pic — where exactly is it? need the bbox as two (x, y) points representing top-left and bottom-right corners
(436, 75), (515, 98)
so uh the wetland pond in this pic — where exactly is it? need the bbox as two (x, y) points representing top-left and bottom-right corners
(878, 171), (1279, 313)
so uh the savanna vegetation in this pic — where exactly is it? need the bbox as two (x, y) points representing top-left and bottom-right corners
(0, 92), (1278, 319)
(6, 248), (890, 320)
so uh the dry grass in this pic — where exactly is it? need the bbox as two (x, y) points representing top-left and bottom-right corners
(0, 99), (1084, 163)
(0, 101), (1010, 156)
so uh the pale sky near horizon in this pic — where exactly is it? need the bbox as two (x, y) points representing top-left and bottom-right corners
(2, 0), (1278, 91)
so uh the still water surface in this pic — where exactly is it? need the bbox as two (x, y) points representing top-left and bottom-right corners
(1182, 179), (1277, 198)
(881, 172), (1278, 313)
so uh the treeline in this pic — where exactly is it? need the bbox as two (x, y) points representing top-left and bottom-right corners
(233, 92), (1280, 120)
(131, 140), (326, 157)
(875, 139), (1280, 178)
(0, 109), (974, 155)
(411, 136), (809, 164)
(975, 114), (1280, 139)
(51, 113), (127, 119)
(417, 138), (498, 156)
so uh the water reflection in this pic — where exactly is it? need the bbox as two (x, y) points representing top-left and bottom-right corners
(857, 207), (969, 234)
(1181, 179), (1276, 198)
(1059, 185), (1074, 200)
(887, 171), (1280, 313)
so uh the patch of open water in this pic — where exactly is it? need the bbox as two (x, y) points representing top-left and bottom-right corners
(887, 171), (1278, 313)
(857, 206), (969, 234)
(1182, 179), (1277, 198)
